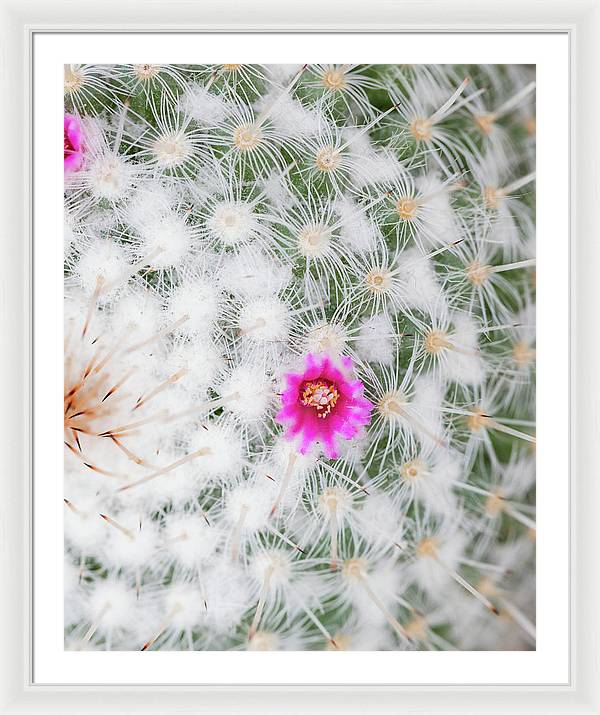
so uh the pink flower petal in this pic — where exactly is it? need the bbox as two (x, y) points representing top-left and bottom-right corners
(64, 113), (84, 174)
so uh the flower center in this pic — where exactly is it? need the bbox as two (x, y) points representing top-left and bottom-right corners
(377, 390), (408, 418)
(483, 185), (500, 209)
(298, 224), (331, 257)
(512, 341), (535, 365)
(405, 614), (428, 641)
(341, 557), (367, 582)
(400, 458), (428, 481)
(248, 631), (279, 651)
(327, 633), (352, 650)
(396, 197), (418, 221)
(423, 329), (452, 354)
(342, 558), (367, 582)
(474, 112), (495, 135)
(319, 486), (352, 515)
(322, 68), (347, 92)
(416, 536), (438, 559)
(301, 379), (339, 419)
(133, 64), (161, 81)
(365, 267), (392, 293)
(64, 66), (84, 94)
(485, 491), (505, 517)
(315, 146), (341, 172)
(524, 116), (536, 136)
(466, 407), (489, 432)
(410, 117), (433, 142)
(465, 260), (491, 286)
(233, 124), (262, 152)
(152, 131), (192, 167)
(306, 322), (348, 354)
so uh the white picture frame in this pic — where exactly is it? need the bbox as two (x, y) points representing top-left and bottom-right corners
(0, 0), (595, 711)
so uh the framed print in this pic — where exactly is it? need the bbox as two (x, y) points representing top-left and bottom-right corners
(0, 0), (598, 713)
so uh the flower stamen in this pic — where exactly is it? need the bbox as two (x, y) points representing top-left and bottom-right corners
(301, 380), (339, 419)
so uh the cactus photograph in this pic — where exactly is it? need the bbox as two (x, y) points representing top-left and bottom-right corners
(63, 63), (536, 652)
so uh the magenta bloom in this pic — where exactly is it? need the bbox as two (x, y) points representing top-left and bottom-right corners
(276, 353), (372, 459)
(64, 114), (84, 174)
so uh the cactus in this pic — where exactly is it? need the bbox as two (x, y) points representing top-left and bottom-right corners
(64, 63), (536, 651)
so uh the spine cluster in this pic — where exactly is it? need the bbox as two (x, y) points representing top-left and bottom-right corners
(64, 63), (536, 651)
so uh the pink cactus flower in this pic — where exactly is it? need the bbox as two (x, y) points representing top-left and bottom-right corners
(276, 353), (372, 459)
(64, 113), (84, 174)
